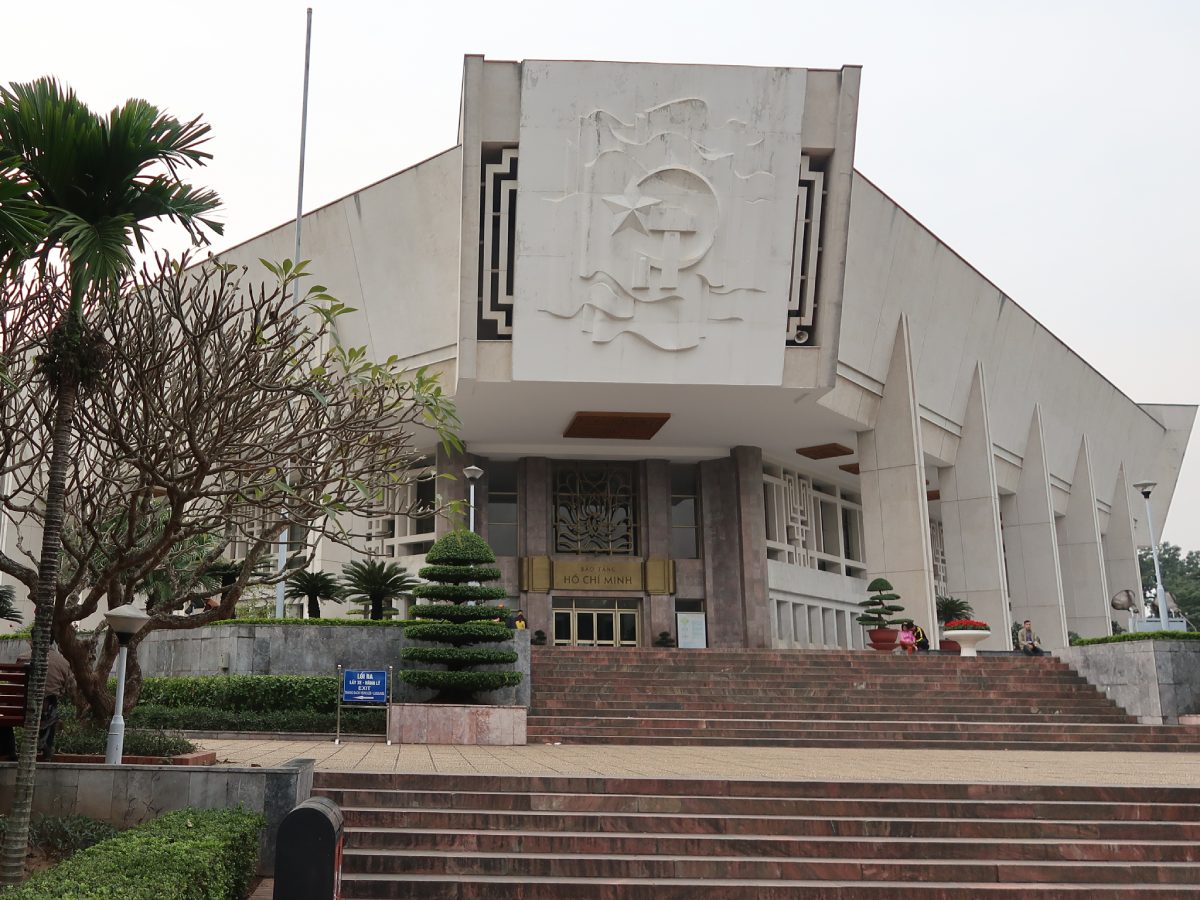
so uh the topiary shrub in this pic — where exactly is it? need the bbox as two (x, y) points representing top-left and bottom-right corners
(858, 578), (906, 628)
(398, 530), (521, 703)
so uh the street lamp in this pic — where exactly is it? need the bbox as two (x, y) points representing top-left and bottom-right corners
(1133, 480), (1170, 630)
(103, 604), (150, 764)
(464, 465), (484, 533)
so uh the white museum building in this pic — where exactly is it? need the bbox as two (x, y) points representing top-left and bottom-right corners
(207, 57), (1191, 651)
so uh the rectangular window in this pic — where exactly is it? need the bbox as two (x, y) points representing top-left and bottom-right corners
(669, 464), (700, 559)
(487, 461), (519, 557)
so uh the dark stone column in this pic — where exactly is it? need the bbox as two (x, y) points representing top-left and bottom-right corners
(700, 448), (768, 649)
(645, 459), (673, 645)
(700, 456), (745, 648)
(434, 444), (476, 537)
(521, 457), (551, 637)
(732, 445), (770, 648)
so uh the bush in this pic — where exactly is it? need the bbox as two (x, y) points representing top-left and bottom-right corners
(410, 583), (506, 603)
(0, 815), (117, 862)
(415, 564), (502, 584)
(402, 531), (520, 702)
(397, 670), (522, 692)
(400, 647), (518, 668)
(53, 725), (195, 758)
(409, 603), (507, 622)
(137, 675), (340, 713)
(402, 621), (512, 645)
(1073, 630), (1200, 646)
(127, 704), (385, 734)
(6, 807), (264, 900)
(208, 617), (408, 628)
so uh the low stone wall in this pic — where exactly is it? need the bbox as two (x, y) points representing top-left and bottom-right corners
(0, 756), (314, 874)
(1058, 640), (1200, 724)
(388, 703), (527, 745)
(0, 638), (27, 664)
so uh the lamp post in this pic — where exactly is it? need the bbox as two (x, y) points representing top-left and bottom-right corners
(1133, 481), (1170, 630)
(103, 604), (150, 764)
(464, 465), (484, 533)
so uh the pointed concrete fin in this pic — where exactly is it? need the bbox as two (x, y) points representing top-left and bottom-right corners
(872, 315), (926, 471)
(1006, 405), (1068, 648)
(1104, 463), (1143, 605)
(1062, 437), (1110, 637)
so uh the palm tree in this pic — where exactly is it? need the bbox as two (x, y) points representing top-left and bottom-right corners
(0, 585), (20, 624)
(0, 77), (220, 886)
(341, 560), (420, 621)
(286, 570), (344, 619)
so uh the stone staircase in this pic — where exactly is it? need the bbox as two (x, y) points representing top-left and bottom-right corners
(527, 648), (1200, 751)
(314, 771), (1200, 897)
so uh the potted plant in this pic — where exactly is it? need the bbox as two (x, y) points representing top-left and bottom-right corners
(941, 619), (992, 657)
(857, 578), (906, 651)
(936, 595), (974, 653)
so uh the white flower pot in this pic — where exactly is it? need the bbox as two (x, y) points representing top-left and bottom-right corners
(942, 629), (991, 657)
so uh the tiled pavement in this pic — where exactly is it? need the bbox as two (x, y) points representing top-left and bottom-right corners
(197, 737), (1200, 786)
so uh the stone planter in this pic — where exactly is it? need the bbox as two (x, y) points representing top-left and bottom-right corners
(942, 629), (990, 657)
(940, 638), (962, 653)
(388, 703), (526, 745)
(53, 750), (216, 766)
(866, 627), (899, 652)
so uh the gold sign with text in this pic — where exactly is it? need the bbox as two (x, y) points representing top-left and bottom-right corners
(552, 560), (644, 591)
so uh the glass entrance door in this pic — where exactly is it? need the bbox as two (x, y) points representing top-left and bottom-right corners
(553, 598), (640, 646)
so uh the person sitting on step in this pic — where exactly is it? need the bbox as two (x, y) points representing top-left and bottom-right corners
(1018, 620), (1044, 656)
(911, 622), (929, 652)
(898, 621), (917, 655)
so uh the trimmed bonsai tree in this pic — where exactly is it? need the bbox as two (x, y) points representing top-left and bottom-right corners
(399, 530), (522, 703)
(857, 578), (906, 629)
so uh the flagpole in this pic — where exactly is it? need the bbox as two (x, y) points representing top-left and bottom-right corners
(276, 7), (313, 619)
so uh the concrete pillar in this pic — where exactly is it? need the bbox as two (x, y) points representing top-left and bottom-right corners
(857, 316), (938, 642)
(520, 457), (551, 638)
(1103, 464), (1143, 623)
(1059, 438), (1112, 638)
(1001, 407), (1069, 650)
(938, 364), (1011, 650)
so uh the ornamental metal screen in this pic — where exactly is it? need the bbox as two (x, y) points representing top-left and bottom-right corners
(553, 462), (638, 555)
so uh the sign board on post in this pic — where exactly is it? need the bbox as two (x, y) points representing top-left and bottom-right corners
(335, 665), (391, 746)
(676, 613), (707, 649)
(341, 669), (387, 704)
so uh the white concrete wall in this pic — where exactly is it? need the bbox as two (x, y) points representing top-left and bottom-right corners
(840, 173), (1192, 531)
(214, 146), (462, 372)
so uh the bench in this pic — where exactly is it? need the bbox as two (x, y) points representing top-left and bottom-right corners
(0, 662), (29, 727)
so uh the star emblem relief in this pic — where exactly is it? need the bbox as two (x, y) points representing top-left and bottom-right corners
(602, 181), (661, 235)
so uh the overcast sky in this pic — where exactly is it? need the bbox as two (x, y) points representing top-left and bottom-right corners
(9, 0), (1199, 547)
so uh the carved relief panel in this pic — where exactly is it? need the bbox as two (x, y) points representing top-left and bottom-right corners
(513, 62), (807, 385)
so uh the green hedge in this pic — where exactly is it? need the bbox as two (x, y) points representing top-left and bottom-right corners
(6, 808), (264, 900)
(1073, 630), (1200, 646)
(206, 617), (410, 628)
(397, 669), (522, 692)
(128, 704), (385, 734)
(401, 647), (518, 668)
(402, 621), (511, 645)
(54, 726), (196, 757)
(137, 675), (340, 713)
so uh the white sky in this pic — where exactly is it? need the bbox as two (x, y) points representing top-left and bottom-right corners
(8, 0), (1199, 547)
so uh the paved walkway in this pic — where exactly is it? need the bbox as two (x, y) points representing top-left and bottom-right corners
(198, 737), (1200, 786)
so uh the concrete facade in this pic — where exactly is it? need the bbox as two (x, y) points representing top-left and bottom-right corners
(3, 56), (1190, 656)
